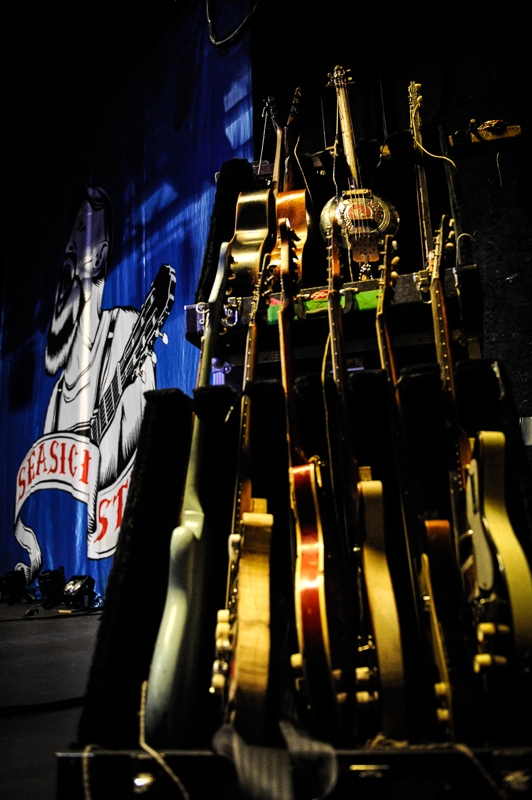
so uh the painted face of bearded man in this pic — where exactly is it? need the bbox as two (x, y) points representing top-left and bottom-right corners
(45, 189), (110, 376)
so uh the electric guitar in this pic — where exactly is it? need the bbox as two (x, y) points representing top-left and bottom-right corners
(279, 218), (355, 744)
(321, 66), (398, 280)
(89, 263), (175, 445)
(210, 199), (277, 743)
(267, 91), (310, 291)
(411, 84), (532, 738)
(376, 235), (459, 738)
(145, 245), (231, 745)
(326, 219), (407, 739)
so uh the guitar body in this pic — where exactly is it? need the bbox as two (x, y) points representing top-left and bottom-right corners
(358, 479), (407, 738)
(226, 509), (273, 739)
(466, 430), (532, 736)
(229, 189), (276, 298)
(290, 458), (353, 743)
(271, 188), (310, 288)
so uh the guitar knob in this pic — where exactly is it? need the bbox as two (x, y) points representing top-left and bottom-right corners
(215, 621), (231, 648)
(355, 666), (371, 685)
(356, 691), (378, 705)
(210, 669), (226, 695)
(290, 652), (303, 670)
(473, 653), (508, 672)
(476, 622), (511, 641)
(228, 533), (241, 562)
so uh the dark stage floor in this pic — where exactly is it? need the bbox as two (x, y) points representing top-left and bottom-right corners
(0, 600), (101, 800)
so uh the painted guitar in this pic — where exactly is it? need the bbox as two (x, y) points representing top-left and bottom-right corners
(145, 245), (231, 745)
(89, 263), (175, 445)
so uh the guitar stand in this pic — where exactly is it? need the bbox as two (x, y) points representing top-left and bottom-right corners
(56, 743), (531, 799)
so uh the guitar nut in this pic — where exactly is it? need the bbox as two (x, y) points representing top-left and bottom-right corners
(356, 691), (378, 705)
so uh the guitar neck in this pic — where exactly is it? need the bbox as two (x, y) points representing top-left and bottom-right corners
(231, 227), (275, 538)
(182, 243), (232, 510)
(409, 81), (434, 264)
(376, 236), (399, 386)
(278, 220), (306, 467)
(429, 222), (456, 400)
(332, 66), (360, 186)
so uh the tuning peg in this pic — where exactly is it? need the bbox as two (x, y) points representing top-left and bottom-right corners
(151, 352), (157, 366)
(156, 331), (169, 345)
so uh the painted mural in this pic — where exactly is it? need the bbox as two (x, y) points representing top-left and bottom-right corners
(0, 0), (254, 596)
(13, 185), (175, 584)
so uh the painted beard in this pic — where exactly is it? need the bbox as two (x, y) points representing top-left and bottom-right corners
(45, 260), (84, 376)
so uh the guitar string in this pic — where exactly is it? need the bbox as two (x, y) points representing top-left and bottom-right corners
(335, 67), (373, 280)
(257, 99), (270, 181)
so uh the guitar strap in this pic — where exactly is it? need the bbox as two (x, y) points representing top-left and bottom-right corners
(213, 720), (337, 800)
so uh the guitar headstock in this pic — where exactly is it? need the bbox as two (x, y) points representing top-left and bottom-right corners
(286, 87), (302, 129)
(408, 81), (422, 130)
(265, 95), (281, 135)
(328, 64), (352, 91)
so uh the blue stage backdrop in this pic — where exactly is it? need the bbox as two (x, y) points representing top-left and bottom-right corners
(0, 1), (253, 598)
